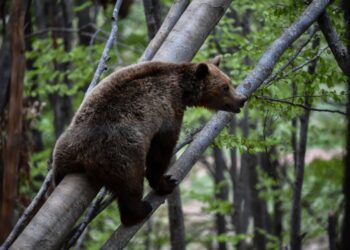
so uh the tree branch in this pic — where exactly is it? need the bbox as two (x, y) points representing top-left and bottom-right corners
(86, 0), (123, 94)
(264, 26), (317, 85)
(317, 11), (350, 76)
(256, 95), (347, 115)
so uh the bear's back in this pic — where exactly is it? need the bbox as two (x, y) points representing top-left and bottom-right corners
(71, 62), (187, 132)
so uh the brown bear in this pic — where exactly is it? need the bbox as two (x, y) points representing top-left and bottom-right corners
(52, 56), (247, 226)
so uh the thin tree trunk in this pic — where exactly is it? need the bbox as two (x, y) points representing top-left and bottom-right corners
(48, 0), (73, 139)
(213, 146), (228, 250)
(290, 34), (319, 250)
(76, 0), (95, 46)
(143, 0), (162, 40)
(0, 0), (26, 241)
(236, 105), (251, 250)
(229, 117), (240, 228)
(342, 2), (350, 249)
(167, 187), (186, 250)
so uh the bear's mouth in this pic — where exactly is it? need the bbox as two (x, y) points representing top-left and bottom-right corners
(223, 104), (241, 113)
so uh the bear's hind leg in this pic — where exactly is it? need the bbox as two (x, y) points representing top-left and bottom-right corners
(114, 171), (152, 226)
(146, 132), (178, 195)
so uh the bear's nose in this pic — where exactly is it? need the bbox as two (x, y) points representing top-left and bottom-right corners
(237, 94), (247, 107)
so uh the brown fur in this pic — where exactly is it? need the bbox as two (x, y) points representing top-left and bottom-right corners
(52, 58), (246, 226)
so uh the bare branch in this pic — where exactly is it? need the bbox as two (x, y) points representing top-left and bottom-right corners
(264, 26), (317, 85)
(318, 11), (350, 76)
(86, 0), (123, 94)
(268, 46), (328, 84)
(256, 95), (347, 115)
(64, 188), (108, 249)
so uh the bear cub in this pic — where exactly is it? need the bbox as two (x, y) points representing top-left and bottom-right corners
(52, 56), (247, 226)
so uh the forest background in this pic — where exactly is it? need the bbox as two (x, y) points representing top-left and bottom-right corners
(0, 0), (349, 249)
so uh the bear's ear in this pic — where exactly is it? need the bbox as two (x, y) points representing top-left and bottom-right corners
(195, 63), (209, 79)
(207, 55), (221, 66)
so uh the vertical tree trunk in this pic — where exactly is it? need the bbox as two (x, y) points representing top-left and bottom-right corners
(229, 117), (239, 228)
(236, 106), (251, 250)
(290, 34), (319, 250)
(167, 187), (186, 250)
(341, 2), (350, 249)
(143, 0), (162, 40)
(213, 146), (228, 250)
(48, 0), (73, 139)
(76, 0), (95, 46)
(0, 0), (26, 241)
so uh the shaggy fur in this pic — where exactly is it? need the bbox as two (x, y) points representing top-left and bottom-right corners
(52, 58), (246, 226)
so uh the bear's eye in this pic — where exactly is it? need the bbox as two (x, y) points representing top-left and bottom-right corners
(222, 85), (230, 92)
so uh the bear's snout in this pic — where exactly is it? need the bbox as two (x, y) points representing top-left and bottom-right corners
(236, 94), (247, 108)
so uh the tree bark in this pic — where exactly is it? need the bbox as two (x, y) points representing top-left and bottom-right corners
(0, 0), (26, 242)
(143, 0), (162, 40)
(290, 34), (319, 250)
(167, 187), (186, 250)
(140, 0), (189, 61)
(76, 0), (95, 46)
(213, 146), (228, 250)
(341, 2), (350, 249)
(48, 0), (73, 139)
(10, 174), (98, 250)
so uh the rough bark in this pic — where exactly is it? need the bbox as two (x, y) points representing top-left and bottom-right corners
(213, 146), (228, 250)
(0, 0), (26, 242)
(167, 187), (186, 250)
(0, 29), (11, 112)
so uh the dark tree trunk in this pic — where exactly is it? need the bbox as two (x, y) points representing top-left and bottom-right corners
(341, 2), (350, 249)
(0, 0), (26, 241)
(48, 0), (73, 139)
(290, 34), (319, 250)
(76, 0), (95, 45)
(229, 117), (239, 228)
(143, 0), (162, 40)
(260, 115), (282, 243)
(167, 187), (186, 250)
(213, 146), (228, 250)
(235, 105), (252, 250)
(0, 25), (11, 113)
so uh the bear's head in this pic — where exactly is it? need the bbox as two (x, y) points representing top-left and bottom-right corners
(193, 56), (247, 113)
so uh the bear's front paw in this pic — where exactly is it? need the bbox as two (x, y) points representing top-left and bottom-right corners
(155, 175), (179, 195)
